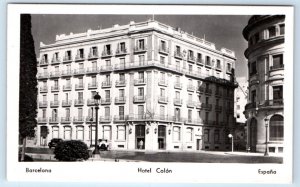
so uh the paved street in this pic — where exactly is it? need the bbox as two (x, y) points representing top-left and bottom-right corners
(24, 147), (282, 163)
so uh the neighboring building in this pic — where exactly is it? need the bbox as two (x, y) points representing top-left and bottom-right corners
(234, 77), (248, 150)
(36, 19), (237, 151)
(243, 16), (284, 154)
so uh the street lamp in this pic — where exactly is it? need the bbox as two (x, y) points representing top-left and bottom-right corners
(228, 134), (234, 152)
(93, 92), (101, 155)
(264, 117), (269, 156)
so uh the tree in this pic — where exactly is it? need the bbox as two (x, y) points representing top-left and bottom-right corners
(19, 14), (38, 161)
(54, 140), (90, 161)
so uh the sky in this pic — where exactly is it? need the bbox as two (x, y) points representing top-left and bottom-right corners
(31, 14), (251, 78)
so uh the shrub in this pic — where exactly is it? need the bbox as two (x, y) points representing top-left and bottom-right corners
(54, 140), (90, 161)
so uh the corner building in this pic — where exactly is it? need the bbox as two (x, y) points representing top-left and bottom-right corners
(243, 16), (284, 153)
(36, 20), (237, 151)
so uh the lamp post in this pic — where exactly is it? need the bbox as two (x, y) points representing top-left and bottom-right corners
(228, 134), (234, 152)
(264, 117), (269, 156)
(89, 107), (93, 148)
(93, 92), (101, 155)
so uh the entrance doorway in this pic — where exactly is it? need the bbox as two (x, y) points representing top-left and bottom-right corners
(196, 139), (202, 150)
(158, 125), (166, 149)
(135, 125), (145, 149)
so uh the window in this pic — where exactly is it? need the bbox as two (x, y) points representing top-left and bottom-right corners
(188, 64), (193, 73)
(64, 126), (72, 140)
(173, 126), (180, 141)
(227, 63), (232, 72)
(76, 126), (84, 140)
(78, 77), (83, 86)
(160, 56), (165, 64)
(138, 72), (144, 81)
(91, 76), (96, 84)
(79, 48), (84, 58)
(52, 109), (58, 119)
(138, 87), (144, 96)
(197, 66), (201, 74)
(160, 40), (166, 50)
(103, 125), (112, 140)
(105, 74), (111, 82)
(66, 79), (71, 87)
(119, 73), (125, 82)
(138, 105), (144, 118)
(176, 61), (180, 70)
(120, 58), (125, 66)
(216, 60), (221, 69)
(250, 61), (257, 75)
(120, 42), (126, 52)
(272, 54), (283, 69)
(54, 94), (58, 101)
(105, 90), (110, 100)
(204, 129), (210, 143)
(78, 92), (83, 101)
(42, 54), (48, 63)
(160, 88), (165, 97)
(186, 128), (193, 142)
(279, 24), (285, 35)
(205, 56), (211, 66)
(197, 53), (202, 62)
(92, 61), (97, 68)
(105, 59), (111, 67)
(78, 108), (83, 119)
(92, 46), (98, 56)
(137, 39), (145, 49)
(268, 26), (276, 38)
(188, 50), (194, 59)
(174, 108), (181, 121)
(66, 50), (71, 60)
(273, 86), (283, 100)
(88, 107), (93, 118)
(205, 112), (209, 121)
(160, 105), (165, 118)
(90, 126), (96, 141)
(42, 109), (47, 118)
(43, 95), (47, 102)
(251, 90), (256, 103)
(175, 91), (180, 99)
(119, 89), (125, 98)
(176, 46), (181, 54)
(91, 91), (96, 99)
(52, 126), (59, 139)
(104, 107), (110, 119)
(188, 93), (192, 102)
(104, 44), (111, 54)
(117, 126), (126, 140)
(54, 52), (59, 61)
(214, 130), (220, 143)
(175, 76), (180, 84)
(188, 110), (192, 122)
(139, 55), (145, 65)
(269, 115), (284, 141)
(119, 106), (124, 119)
(160, 72), (165, 82)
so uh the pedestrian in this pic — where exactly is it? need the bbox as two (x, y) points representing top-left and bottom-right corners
(138, 140), (144, 149)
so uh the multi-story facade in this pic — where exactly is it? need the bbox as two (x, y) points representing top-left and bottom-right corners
(36, 20), (237, 151)
(234, 77), (248, 150)
(243, 16), (284, 154)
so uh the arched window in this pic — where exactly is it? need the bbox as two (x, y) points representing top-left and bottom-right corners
(269, 115), (284, 141)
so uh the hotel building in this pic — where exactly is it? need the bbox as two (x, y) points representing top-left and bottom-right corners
(36, 19), (237, 151)
(243, 15), (284, 153)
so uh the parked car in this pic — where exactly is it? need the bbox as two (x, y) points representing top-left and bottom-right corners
(99, 139), (109, 151)
(48, 138), (63, 149)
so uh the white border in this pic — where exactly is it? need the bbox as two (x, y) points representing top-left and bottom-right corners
(7, 4), (294, 183)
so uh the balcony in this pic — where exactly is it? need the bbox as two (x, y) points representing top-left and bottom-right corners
(187, 85), (195, 92)
(49, 117), (59, 124)
(215, 105), (222, 112)
(37, 117), (48, 123)
(86, 67), (99, 74)
(40, 87), (48, 93)
(88, 51), (99, 60)
(115, 80), (126, 87)
(75, 84), (84, 90)
(185, 118), (202, 125)
(74, 99), (85, 106)
(37, 72), (49, 79)
(99, 116), (112, 123)
(63, 56), (73, 63)
(115, 48), (128, 56)
(159, 47), (169, 55)
(49, 71), (60, 78)
(87, 99), (96, 106)
(174, 51), (183, 59)
(51, 57), (61, 65)
(174, 82), (182, 90)
(196, 59), (204, 66)
(187, 56), (196, 63)
(261, 99), (284, 108)
(101, 81), (112, 88)
(101, 98), (112, 105)
(39, 59), (49, 66)
(114, 115), (126, 122)
(75, 54), (85, 61)
(73, 68), (85, 76)
(100, 65), (113, 72)
(270, 64), (284, 70)
(134, 79), (146, 85)
(88, 82), (98, 89)
(158, 79), (168, 87)
(115, 97), (126, 104)
(158, 96), (168, 104)
(51, 85), (60, 92)
(61, 117), (72, 123)
(204, 88), (212, 95)
(62, 100), (72, 107)
(134, 46), (147, 53)
(201, 103), (212, 111)
(101, 50), (113, 58)
(133, 95), (146, 103)
(215, 90), (223, 97)
(73, 116), (85, 123)
(173, 98), (182, 106)
(63, 84), (72, 91)
(187, 100), (195, 108)
(50, 100), (60, 107)
(39, 101), (48, 108)
(60, 70), (73, 77)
